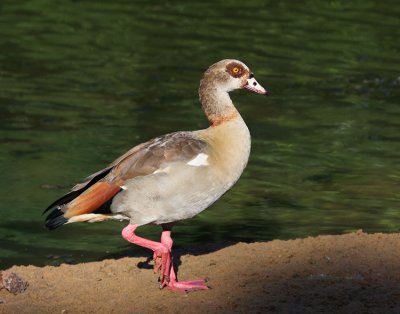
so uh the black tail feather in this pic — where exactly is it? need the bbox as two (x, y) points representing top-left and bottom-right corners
(44, 167), (114, 230)
(45, 208), (68, 230)
(43, 190), (82, 215)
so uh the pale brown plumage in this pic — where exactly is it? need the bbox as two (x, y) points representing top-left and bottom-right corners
(44, 59), (268, 230)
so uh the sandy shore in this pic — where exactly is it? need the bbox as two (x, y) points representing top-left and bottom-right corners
(1, 231), (400, 313)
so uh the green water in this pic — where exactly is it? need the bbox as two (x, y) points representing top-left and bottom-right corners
(1, 0), (399, 268)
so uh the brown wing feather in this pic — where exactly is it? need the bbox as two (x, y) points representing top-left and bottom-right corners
(110, 132), (209, 184)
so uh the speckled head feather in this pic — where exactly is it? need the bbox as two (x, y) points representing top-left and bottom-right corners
(200, 59), (251, 94)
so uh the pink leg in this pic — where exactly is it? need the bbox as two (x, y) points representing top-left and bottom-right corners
(160, 229), (208, 292)
(121, 224), (208, 292)
(122, 224), (171, 285)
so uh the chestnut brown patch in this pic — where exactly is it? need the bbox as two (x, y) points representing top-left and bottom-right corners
(226, 62), (246, 78)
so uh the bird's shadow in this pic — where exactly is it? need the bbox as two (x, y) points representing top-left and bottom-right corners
(171, 241), (237, 273)
(104, 240), (237, 274)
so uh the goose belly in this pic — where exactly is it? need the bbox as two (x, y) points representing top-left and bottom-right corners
(110, 164), (230, 226)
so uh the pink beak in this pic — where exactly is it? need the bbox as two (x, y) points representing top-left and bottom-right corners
(244, 74), (269, 95)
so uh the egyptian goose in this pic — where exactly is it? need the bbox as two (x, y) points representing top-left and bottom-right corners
(44, 59), (268, 292)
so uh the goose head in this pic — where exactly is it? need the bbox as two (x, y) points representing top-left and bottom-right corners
(200, 59), (268, 96)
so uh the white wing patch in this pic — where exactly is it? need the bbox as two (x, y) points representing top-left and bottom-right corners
(187, 153), (209, 167)
(153, 166), (171, 174)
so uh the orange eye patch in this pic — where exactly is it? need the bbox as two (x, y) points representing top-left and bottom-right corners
(226, 62), (245, 78)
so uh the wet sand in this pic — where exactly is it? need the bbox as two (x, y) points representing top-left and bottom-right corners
(1, 231), (400, 313)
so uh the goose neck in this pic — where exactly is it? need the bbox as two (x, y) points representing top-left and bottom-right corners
(199, 81), (238, 126)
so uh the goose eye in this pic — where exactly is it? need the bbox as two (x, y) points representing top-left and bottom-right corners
(233, 67), (239, 73)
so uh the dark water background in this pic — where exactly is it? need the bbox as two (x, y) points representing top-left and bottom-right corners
(1, 0), (399, 268)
